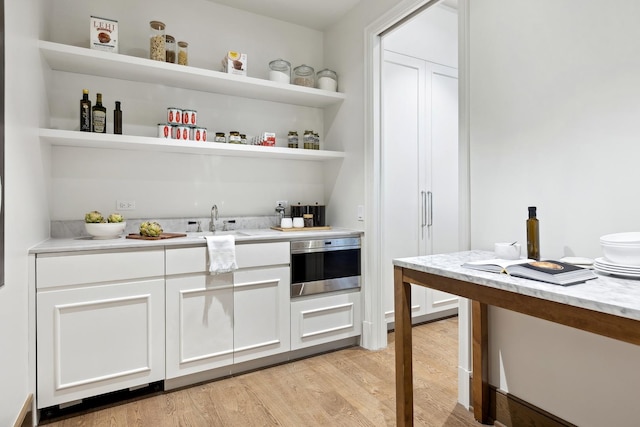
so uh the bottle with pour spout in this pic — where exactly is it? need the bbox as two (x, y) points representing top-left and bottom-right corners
(527, 206), (540, 260)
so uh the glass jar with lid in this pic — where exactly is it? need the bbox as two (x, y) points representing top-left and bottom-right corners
(177, 41), (188, 65)
(316, 69), (338, 92)
(269, 59), (291, 84)
(149, 21), (166, 61)
(165, 35), (176, 63)
(293, 65), (315, 87)
(287, 131), (299, 148)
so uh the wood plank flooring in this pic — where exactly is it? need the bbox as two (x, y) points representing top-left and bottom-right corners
(41, 317), (481, 426)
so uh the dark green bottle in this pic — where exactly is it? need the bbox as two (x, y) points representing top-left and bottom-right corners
(526, 206), (540, 260)
(80, 89), (91, 132)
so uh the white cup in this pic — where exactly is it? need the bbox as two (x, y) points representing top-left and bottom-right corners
(494, 242), (521, 260)
(292, 217), (304, 228)
(280, 218), (293, 229)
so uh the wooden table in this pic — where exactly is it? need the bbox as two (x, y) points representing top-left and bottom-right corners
(393, 251), (640, 426)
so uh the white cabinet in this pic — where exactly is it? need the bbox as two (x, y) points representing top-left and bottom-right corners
(165, 246), (234, 379)
(36, 248), (165, 408)
(165, 242), (290, 378)
(381, 50), (459, 325)
(291, 291), (361, 350)
(233, 242), (291, 363)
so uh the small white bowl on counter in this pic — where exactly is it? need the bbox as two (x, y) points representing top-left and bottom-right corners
(600, 232), (640, 266)
(85, 222), (127, 239)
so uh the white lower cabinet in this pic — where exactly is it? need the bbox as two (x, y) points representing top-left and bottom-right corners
(165, 242), (290, 378)
(165, 274), (234, 379)
(291, 291), (361, 350)
(233, 266), (290, 363)
(36, 249), (165, 409)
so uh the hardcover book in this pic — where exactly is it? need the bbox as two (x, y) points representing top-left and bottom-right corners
(462, 258), (597, 286)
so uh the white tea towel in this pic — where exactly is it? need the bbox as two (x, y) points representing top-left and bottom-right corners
(206, 235), (238, 274)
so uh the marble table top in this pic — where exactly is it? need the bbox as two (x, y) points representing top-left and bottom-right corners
(393, 250), (640, 322)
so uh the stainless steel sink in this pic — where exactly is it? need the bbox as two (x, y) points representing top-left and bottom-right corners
(186, 230), (248, 238)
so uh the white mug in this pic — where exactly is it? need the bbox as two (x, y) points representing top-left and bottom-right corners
(293, 217), (304, 228)
(494, 242), (521, 260)
(280, 218), (293, 228)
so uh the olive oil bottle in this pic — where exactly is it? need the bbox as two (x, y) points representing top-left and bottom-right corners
(92, 93), (107, 133)
(113, 101), (122, 134)
(526, 206), (540, 260)
(80, 89), (91, 132)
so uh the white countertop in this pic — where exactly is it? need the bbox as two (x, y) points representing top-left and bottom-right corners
(30, 228), (362, 254)
(393, 250), (640, 322)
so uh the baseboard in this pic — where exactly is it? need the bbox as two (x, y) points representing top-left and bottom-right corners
(469, 378), (577, 427)
(14, 394), (33, 427)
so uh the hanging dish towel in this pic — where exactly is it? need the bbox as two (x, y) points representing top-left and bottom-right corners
(205, 235), (238, 274)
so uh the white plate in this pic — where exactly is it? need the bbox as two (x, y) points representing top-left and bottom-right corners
(594, 266), (640, 279)
(594, 257), (640, 271)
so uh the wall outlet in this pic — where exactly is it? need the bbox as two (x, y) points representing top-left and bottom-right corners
(276, 200), (288, 209)
(116, 200), (136, 210)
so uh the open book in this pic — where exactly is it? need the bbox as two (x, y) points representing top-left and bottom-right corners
(462, 258), (597, 286)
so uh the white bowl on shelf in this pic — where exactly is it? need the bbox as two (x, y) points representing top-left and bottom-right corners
(85, 222), (126, 239)
(600, 232), (640, 265)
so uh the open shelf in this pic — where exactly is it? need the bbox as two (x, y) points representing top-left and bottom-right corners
(40, 129), (346, 161)
(39, 41), (346, 108)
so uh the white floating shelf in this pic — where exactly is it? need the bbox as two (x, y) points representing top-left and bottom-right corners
(39, 41), (346, 108)
(40, 129), (346, 161)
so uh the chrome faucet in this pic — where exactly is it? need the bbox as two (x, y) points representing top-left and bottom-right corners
(209, 204), (218, 232)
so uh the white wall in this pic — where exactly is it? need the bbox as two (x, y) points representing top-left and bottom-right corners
(470, 1), (640, 425)
(44, 0), (333, 222)
(0, 0), (50, 424)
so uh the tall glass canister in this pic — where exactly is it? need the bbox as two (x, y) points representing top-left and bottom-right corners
(149, 21), (166, 61)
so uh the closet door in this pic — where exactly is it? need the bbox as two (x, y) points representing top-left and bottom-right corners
(381, 51), (459, 325)
(381, 50), (431, 324)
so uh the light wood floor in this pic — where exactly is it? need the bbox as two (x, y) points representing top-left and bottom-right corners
(41, 317), (481, 426)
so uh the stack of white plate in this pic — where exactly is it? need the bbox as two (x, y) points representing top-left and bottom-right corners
(596, 232), (640, 278)
(594, 257), (640, 278)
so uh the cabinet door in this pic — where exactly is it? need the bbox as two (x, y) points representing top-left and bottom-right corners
(381, 50), (459, 324)
(233, 266), (290, 364)
(165, 274), (234, 379)
(36, 279), (165, 408)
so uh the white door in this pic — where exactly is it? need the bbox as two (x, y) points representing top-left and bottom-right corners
(382, 50), (459, 325)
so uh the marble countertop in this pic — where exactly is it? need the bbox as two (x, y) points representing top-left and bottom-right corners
(30, 228), (362, 254)
(393, 250), (640, 322)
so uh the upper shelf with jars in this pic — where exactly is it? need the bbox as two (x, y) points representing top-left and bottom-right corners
(39, 41), (346, 108)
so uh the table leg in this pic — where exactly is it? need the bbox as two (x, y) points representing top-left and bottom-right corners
(395, 266), (413, 426)
(472, 300), (489, 423)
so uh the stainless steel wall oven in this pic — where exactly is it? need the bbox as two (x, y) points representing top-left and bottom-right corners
(290, 236), (361, 297)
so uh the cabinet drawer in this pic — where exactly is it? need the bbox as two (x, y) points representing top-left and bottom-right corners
(166, 246), (207, 275)
(36, 248), (164, 289)
(291, 291), (362, 350)
(236, 242), (289, 268)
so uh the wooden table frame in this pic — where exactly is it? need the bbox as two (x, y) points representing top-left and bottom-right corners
(394, 265), (640, 426)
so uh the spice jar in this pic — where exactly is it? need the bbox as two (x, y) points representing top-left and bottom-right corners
(177, 41), (188, 65)
(317, 69), (338, 92)
(293, 65), (315, 87)
(149, 21), (166, 61)
(313, 132), (320, 150)
(165, 35), (176, 63)
(214, 132), (226, 143)
(287, 131), (299, 148)
(240, 134), (247, 144)
(303, 130), (314, 149)
(303, 214), (314, 228)
(228, 131), (241, 144)
(269, 59), (291, 84)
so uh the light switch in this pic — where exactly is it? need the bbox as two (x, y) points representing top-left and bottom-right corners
(357, 205), (364, 221)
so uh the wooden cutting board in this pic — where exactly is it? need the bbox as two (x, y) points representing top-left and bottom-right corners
(126, 232), (187, 240)
(270, 226), (332, 232)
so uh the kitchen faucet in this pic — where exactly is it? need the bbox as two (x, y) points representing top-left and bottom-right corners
(209, 204), (218, 232)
